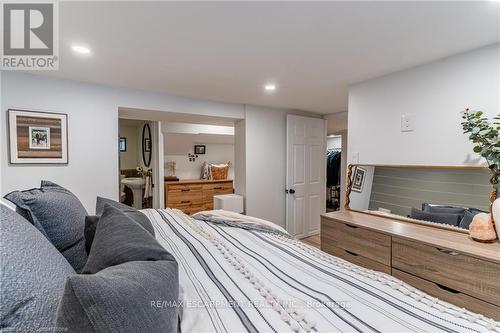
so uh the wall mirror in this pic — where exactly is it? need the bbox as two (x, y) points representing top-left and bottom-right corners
(346, 164), (494, 233)
(142, 123), (152, 167)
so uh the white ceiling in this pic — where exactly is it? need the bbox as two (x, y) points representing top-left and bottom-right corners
(41, 1), (500, 114)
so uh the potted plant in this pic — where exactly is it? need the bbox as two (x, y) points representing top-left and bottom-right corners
(461, 109), (500, 236)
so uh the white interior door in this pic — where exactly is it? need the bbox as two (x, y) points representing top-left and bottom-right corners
(286, 115), (326, 238)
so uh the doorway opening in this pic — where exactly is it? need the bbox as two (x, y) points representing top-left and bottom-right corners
(118, 107), (240, 213)
(326, 134), (342, 212)
(118, 118), (156, 209)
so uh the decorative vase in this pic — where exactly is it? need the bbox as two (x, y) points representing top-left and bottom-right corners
(492, 198), (500, 240)
(469, 213), (497, 243)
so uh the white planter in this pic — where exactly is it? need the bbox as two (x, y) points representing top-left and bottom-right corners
(492, 198), (500, 240)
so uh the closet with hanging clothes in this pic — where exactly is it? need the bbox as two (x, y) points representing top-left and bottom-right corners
(326, 148), (342, 211)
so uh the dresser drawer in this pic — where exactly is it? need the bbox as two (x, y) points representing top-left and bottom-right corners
(392, 238), (500, 305)
(393, 269), (500, 321)
(203, 182), (233, 203)
(321, 220), (391, 266)
(168, 184), (203, 192)
(322, 243), (391, 275)
(202, 182), (233, 191)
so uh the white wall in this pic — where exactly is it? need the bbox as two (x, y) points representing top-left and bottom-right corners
(1, 72), (243, 213)
(119, 124), (139, 169)
(164, 133), (234, 180)
(327, 136), (342, 150)
(244, 105), (321, 227)
(234, 119), (246, 202)
(348, 44), (500, 166)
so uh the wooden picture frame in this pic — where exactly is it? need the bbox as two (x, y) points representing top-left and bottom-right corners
(8, 109), (68, 164)
(194, 145), (206, 155)
(119, 137), (127, 152)
(351, 166), (366, 193)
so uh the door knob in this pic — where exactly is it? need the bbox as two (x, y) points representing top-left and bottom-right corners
(289, 189), (296, 194)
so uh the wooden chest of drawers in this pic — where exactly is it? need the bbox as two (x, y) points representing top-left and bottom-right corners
(321, 211), (500, 320)
(165, 179), (233, 215)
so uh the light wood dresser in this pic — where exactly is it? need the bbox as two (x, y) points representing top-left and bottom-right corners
(164, 179), (233, 215)
(321, 211), (500, 320)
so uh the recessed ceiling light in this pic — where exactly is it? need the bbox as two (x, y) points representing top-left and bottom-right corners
(71, 44), (91, 55)
(264, 83), (277, 92)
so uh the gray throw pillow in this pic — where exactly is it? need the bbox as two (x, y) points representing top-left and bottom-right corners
(3, 181), (88, 272)
(0, 205), (76, 331)
(96, 196), (155, 235)
(56, 261), (179, 333)
(421, 203), (466, 215)
(410, 208), (462, 226)
(459, 208), (487, 229)
(56, 204), (179, 333)
(82, 204), (174, 274)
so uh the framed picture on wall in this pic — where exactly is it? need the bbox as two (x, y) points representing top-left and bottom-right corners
(352, 166), (366, 193)
(8, 109), (68, 164)
(194, 145), (206, 154)
(119, 137), (127, 152)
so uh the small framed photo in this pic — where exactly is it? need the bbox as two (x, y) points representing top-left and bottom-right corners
(8, 109), (68, 164)
(352, 167), (367, 193)
(194, 145), (206, 155)
(119, 137), (127, 152)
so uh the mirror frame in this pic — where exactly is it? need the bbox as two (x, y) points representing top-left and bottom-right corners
(345, 164), (496, 233)
(142, 123), (152, 167)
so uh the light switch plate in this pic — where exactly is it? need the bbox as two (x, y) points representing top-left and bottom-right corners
(351, 152), (359, 163)
(401, 114), (415, 132)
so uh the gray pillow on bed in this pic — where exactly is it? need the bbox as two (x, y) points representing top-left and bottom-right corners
(56, 261), (179, 333)
(82, 204), (173, 274)
(96, 196), (154, 235)
(84, 197), (155, 254)
(3, 181), (88, 272)
(57, 204), (179, 333)
(0, 205), (75, 331)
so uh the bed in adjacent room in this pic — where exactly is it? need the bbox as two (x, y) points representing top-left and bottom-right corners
(144, 208), (499, 333)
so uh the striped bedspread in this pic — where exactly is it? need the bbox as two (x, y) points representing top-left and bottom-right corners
(143, 209), (499, 333)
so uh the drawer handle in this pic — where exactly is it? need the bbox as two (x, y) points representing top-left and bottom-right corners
(436, 248), (459, 256)
(181, 200), (191, 204)
(181, 189), (190, 192)
(436, 283), (460, 294)
(345, 249), (359, 257)
(344, 224), (358, 229)
(214, 187), (223, 190)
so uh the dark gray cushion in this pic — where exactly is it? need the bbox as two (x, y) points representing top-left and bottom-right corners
(82, 204), (174, 274)
(410, 208), (462, 226)
(0, 205), (75, 331)
(422, 203), (466, 215)
(56, 261), (179, 333)
(83, 198), (155, 255)
(96, 196), (155, 235)
(57, 204), (179, 333)
(459, 208), (487, 229)
(4, 181), (88, 271)
(84, 215), (100, 254)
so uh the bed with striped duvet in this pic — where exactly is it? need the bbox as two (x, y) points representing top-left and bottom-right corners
(143, 208), (499, 333)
